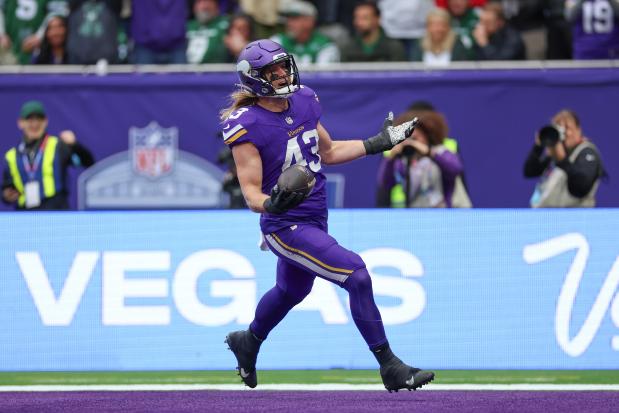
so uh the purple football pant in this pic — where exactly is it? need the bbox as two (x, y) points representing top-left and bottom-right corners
(250, 223), (387, 349)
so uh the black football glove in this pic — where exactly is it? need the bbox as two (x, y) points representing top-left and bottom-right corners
(363, 112), (419, 155)
(263, 185), (306, 214)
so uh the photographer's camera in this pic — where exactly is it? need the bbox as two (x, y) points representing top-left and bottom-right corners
(400, 145), (416, 158)
(538, 124), (565, 147)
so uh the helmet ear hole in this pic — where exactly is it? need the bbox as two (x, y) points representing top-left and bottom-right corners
(237, 60), (251, 75)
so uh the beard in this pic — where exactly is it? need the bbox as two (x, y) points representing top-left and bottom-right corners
(357, 28), (373, 38)
(195, 11), (212, 24)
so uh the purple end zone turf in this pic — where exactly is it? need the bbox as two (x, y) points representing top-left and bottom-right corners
(2, 391), (618, 413)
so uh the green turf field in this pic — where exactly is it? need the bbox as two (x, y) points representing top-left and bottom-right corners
(0, 370), (618, 386)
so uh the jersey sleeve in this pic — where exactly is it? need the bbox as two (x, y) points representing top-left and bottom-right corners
(557, 146), (602, 198)
(298, 85), (322, 121)
(222, 107), (260, 148)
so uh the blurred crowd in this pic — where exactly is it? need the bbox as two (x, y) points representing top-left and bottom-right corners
(0, 0), (617, 66)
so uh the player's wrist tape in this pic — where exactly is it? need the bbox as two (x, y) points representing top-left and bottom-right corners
(364, 134), (390, 155)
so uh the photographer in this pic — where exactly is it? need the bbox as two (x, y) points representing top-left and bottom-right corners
(217, 145), (246, 209)
(524, 109), (605, 208)
(378, 111), (464, 208)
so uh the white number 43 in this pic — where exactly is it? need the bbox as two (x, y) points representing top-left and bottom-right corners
(282, 129), (322, 172)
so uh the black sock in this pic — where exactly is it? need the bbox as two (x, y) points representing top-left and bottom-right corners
(371, 342), (397, 366)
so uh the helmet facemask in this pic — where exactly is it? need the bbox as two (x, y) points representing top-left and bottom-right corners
(237, 53), (300, 98)
(260, 55), (299, 98)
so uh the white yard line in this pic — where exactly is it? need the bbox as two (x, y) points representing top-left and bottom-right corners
(0, 383), (618, 392)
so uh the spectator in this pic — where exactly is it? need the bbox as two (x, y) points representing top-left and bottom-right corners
(378, 0), (434, 59)
(216, 0), (239, 14)
(545, 0), (572, 59)
(131, 0), (188, 64)
(0, 8), (18, 64)
(223, 12), (254, 62)
(271, 0), (340, 64)
(377, 110), (466, 208)
(473, 2), (526, 59)
(186, 0), (230, 64)
(476, 1), (572, 59)
(525, 109), (605, 207)
(309, 0), (358, 30)
(341, 0), (406, 62)
(239, 0), (280, 39)
(32, 14), (67, 64)
(2, 100), (94, 210)
(305, 0), (354, 51)
(444, 0), (480, 49)
(410, 7), (474, 65)
(436, 0), (486, 7)
(2, 0), (69, 64)
(566, 0), (619, 59)
(491, 0), (546, 59)
(66, 0), (122, 64)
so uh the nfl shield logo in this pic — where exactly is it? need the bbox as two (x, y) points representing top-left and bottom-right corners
(130, 122), (178, 178)
(285, 116), (293, 125)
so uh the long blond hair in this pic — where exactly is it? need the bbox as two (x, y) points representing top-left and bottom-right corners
(219, 89), (259, 121)
(422, 8), (456, 55)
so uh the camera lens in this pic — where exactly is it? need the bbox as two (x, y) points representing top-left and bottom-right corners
(401, 145), (416, 157)
(539, 125), (561, 147)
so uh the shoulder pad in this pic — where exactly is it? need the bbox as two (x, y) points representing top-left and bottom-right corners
(298, 85), (317, 98)
(222, 106), (258, 145)
(297, 85), (321, 118)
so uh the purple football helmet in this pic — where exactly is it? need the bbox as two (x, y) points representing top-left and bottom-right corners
(236, 39), (300, 98)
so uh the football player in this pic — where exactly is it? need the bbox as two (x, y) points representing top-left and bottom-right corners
(222, 39), (434, 392)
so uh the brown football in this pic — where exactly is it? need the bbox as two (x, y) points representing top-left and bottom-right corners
(277, 164), (316, 197)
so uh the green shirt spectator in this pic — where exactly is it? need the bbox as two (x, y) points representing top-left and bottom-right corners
(342, 29), (406, 62)
(446, 0), (480, 49)
(186, 0), (229, 64)
(342, 1), (406, 62)
(271, 30), (339, 64)
(2, 0), (67, 64)
(187, 15), (229, 63)
(271, 0), (339, 65)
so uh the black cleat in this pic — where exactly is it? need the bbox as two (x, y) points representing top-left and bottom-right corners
(225, 330), (261, 388)
(380, 358), (434, 392)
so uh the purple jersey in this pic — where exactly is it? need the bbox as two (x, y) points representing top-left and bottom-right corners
(223, 86), (328, 233)
(572, 0), (619, 59)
